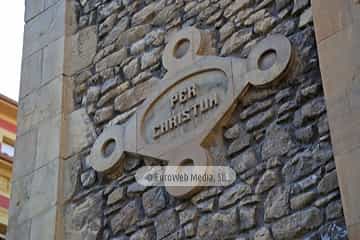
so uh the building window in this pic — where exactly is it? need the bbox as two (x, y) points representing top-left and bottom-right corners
(1, 143), (14, 157)
(1, 137), (14, 157)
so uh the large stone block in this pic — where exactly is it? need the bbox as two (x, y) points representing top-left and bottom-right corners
(30, 207), (57, 240)
(17, 91), (38, 136)
(23, 0), (66, 58)
(9, 159), (60, 226)
(20, 50), (42, 99)
(25, 0), (45, 22)
(317, 22), (360, 156)
(317, 25), (357, 100)
(64, 108), (96, 159)
(17, 77), (63, 136)
(37, 77), (63, 121)
(66, 26), (97, 75)
(6, 219), (31, 240)
(63, 155), (81, 203)
(13, 128), (37, 179)
(8, 173), (34, 227)
(312, 0), (352, 42)
(349, 223), (360, 240)
(29, 159), (59, 220)
(42, 36), (65, 84)
(35, 115), (62, 169)
(334, 147), (360, 227)
(44, 0), (60, 9)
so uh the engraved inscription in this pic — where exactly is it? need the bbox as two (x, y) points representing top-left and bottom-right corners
(153, 85), (219, 139)
(142, 70), (229, 144)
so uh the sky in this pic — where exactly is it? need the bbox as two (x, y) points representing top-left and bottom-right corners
(0, 2), (25, 102)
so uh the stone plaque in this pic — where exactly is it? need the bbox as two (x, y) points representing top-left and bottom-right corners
(89, 27), (294, 198)
(143, 71), (227, 144)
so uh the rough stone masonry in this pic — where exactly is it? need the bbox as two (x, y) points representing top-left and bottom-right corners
(11, 0), (351, 239)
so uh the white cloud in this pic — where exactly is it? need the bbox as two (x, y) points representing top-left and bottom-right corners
(0, 2), (25, 102)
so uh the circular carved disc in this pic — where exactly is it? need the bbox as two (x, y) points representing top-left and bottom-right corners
(89, 125), (126, 176)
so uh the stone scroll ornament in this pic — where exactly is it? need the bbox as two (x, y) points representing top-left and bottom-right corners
(89, 27), (294, 198)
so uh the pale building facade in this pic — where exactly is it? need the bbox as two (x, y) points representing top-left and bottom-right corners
(0, 94), (17, 239)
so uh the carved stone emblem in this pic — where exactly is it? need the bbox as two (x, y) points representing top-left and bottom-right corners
(89, 27), (294, 198)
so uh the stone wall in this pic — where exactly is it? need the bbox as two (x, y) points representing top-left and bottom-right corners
(63, 0), (348, 239)
(312, 1), (360, 238)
